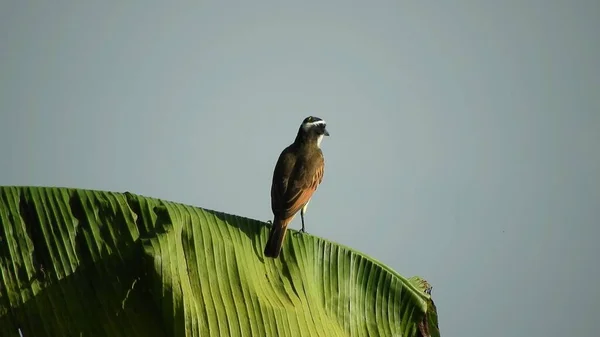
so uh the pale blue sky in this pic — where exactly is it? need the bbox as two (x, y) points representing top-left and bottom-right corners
(1, 1), (599, 336)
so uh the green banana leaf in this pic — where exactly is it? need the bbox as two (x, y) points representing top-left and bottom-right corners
(0, 187), (439, 337)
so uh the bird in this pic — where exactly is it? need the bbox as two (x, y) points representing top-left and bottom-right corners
(263, 116), (330, 258)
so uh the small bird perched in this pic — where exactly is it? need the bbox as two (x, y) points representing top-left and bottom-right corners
(264, 116), (330, 258)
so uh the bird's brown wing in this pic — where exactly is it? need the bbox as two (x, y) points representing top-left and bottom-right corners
(271, 148), (324, 220)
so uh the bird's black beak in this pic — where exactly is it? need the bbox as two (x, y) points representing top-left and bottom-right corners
(323, 128), (330, 136)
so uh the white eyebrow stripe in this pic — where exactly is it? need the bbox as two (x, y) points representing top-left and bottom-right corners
(308, 120), (326, 126)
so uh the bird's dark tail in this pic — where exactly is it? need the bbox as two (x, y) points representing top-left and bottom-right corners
(264, 217), (290, 258)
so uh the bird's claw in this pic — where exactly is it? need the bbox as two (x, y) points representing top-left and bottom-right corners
(295, 228), (307, 236)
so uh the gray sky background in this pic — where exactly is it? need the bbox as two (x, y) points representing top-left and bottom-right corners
(1, 1), (599, 336)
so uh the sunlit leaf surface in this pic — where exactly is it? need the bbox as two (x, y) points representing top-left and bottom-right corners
(0, 187), (439, 337)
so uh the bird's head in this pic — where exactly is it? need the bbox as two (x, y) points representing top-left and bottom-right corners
(301, 116), (330, 136)
(298, 116), (330, 147)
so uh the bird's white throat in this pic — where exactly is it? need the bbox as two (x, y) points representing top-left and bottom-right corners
(317, 134), (324, 148)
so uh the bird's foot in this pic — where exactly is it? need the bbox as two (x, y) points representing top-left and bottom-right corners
(295, 228), (308, 236)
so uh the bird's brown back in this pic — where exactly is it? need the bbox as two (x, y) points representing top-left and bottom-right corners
(271, 143), (324, 220)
